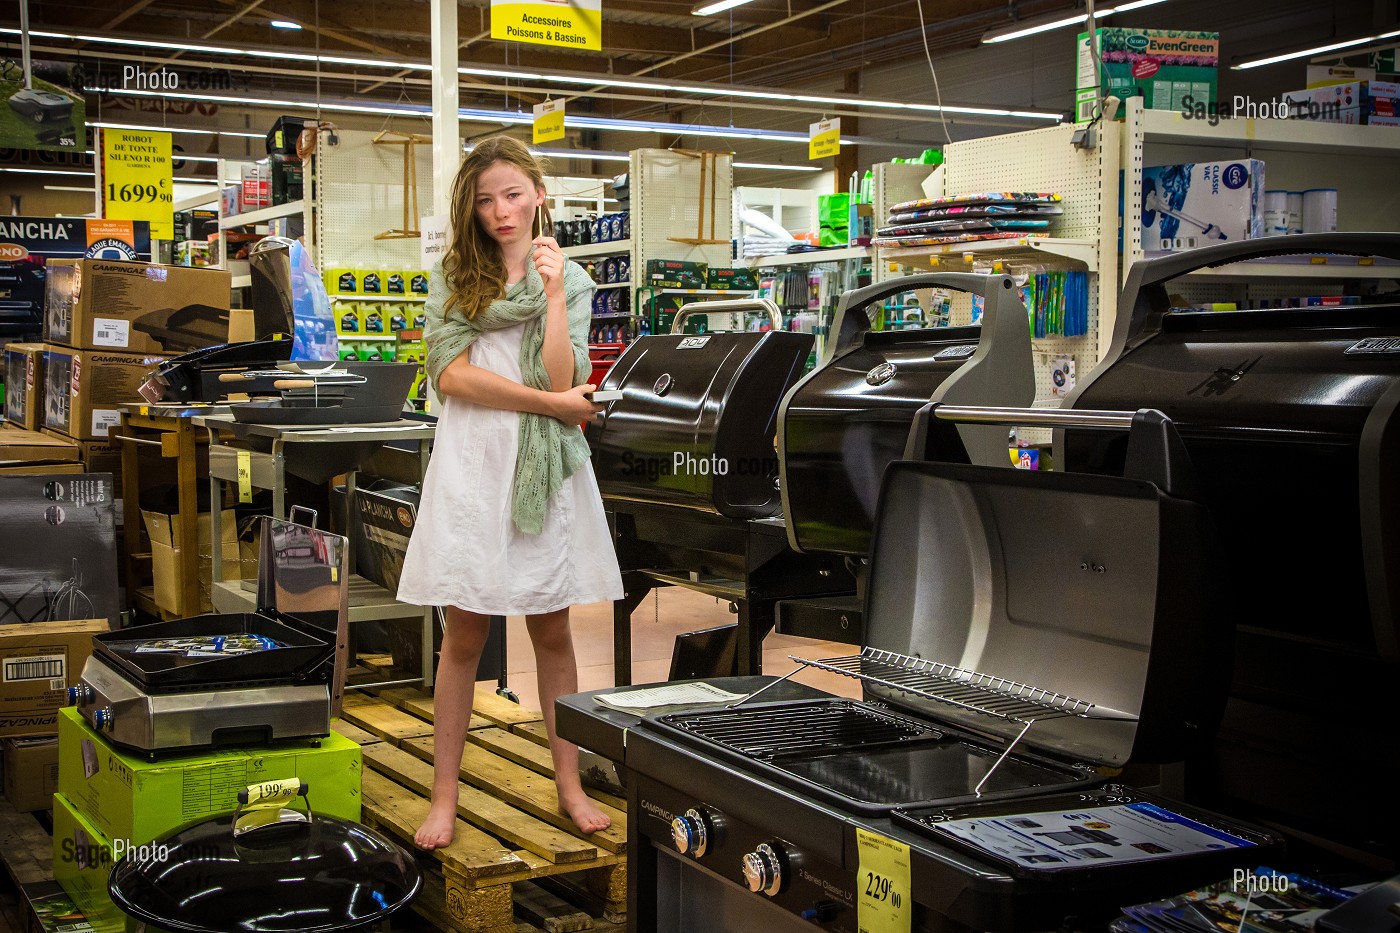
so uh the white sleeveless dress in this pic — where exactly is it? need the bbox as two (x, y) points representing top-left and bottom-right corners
(396, 319), (623, 615)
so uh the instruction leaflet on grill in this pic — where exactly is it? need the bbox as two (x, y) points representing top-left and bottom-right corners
(929, 802), (1256, 868)
(594, 681), (745, 711)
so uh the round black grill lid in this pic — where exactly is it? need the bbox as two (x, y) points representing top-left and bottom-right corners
(108, 811), (421, 932)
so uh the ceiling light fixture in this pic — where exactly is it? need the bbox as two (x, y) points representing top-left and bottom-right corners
(269, 20), (302, 29)
(982, 0), (1170, 43)
(87, 121), (264, 138)
(693, 0), (757, 15)
(0, 27), (1059, 122)
(0, 167), (96, 176)
(1233, 29), (1400, 69)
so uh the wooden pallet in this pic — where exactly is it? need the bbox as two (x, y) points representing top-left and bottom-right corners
(341, 688), (627, 932)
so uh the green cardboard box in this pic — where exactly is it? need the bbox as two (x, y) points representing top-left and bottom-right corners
(56, 707), (361, 847)
(645, 259), (707, 289)
(705, 267), (760, 290)
(52, 792), (134, 933)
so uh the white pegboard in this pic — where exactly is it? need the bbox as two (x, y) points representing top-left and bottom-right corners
(312, 128), (434, 273)
(875, 121), (1122, 406)
(631, 148), (734, 271)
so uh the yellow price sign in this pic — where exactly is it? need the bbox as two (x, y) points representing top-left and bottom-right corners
(856, 828), (911, 933)
(491, 0), (602, 50)
(101, 128), (173, 240)
(533, 99), (566, 144)
(809, 117), (841, 161)
(236, 449), (253, 503)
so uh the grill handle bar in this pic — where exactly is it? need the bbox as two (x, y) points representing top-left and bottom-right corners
(907, 403), (1200, 499)
(671, 298), (784, 334)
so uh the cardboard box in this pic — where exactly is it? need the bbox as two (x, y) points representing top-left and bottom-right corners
(44, 260), (231, 356)
(0, 475), (120, 628)
(0, 423), (80, 463)
(645, 259), (707, 289)
(52, 792), (137, 933)
(1141, 159), (1265, 252)
(4, 342), (47, 430)
(1077, 28), (1219, 122)
(0, 620), (107, 738)
(4, 734), (59, 811)
(140, 509), (240, 616)
(42, 347), (165, 441)
(324, 268), (359, 295)
(705, 267), (760, 290)
(227, 307), (255, 344)
(56, 707), (362, 846)
(1282, 81), (1400, 122)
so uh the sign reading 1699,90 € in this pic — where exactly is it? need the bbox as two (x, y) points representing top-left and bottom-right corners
(491, 0), (602, 51)
(101, 128), (173, 241)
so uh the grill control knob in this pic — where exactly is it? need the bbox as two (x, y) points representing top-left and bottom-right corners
(66, 684), (94, 707)
(742, 843), (783, 896)
(670, 809), (711, 858)
(92, 707), (115, 732)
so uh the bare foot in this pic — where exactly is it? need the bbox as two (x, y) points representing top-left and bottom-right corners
(414, 798), (456, 850)
(559, 789), (611, 834)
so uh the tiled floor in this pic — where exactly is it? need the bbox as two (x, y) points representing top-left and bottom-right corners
(495, 586), (862, 711)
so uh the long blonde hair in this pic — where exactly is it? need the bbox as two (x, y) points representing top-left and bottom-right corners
(442, 135), (553, 321)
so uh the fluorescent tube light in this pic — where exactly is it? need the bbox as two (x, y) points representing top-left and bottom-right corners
(693, 0), (756, 14)
(0, 167), (95, 176)
(1233, 30), (1400, 69)
(735, 162), (822, 171)
(269, 20), (302, 29)
(982, 0), (1170, 43)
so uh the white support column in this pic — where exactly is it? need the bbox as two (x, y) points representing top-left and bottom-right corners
(430, 0), (460, 219)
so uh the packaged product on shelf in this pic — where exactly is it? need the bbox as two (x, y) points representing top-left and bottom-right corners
(1076, 28), (1218, 122)
(361, 270), (383, 295)
(387, 307), (410, 332)
(360, 304), (386, 334)
(338, 345), (361, 362)
(818, 193), (851, 246)
(411, 306), (427, 329)
(44, 260), (231, 356)
(337, 301), (361, 335)
(1281, 80), (1400, 124)
(221, 184), (241, 218)
(1140, 159), (1265, 252)
(3, 342), (47, 430)
(386, 271), (406, 295)
(706, 267), (760, 290)
(269, 153), (303, 205)
(356, 342), (383, 362)
(409, 270), (429, 295)
(324, 268), (360, 295)
(42, 347), (168, 440)
(645, 259), (708, 289)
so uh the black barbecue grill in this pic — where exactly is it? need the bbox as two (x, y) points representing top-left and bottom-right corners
(589, 277), (1035, 681)
(1061, 232), (1400, 860)
(562, 402), (1276, 933)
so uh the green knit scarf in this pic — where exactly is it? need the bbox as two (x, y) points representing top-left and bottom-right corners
(423, 250), (594, 535)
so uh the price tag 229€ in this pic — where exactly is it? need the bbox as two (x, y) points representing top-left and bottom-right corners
(856, 828), (911, 933)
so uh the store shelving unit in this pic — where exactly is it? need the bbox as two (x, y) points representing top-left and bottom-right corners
(1122, 96), (1400, 290)
(214, 159), (309, 291)
(744, 245), (872, 268)
(562, 238), (632, 261)
(874, 120), (1122, 405)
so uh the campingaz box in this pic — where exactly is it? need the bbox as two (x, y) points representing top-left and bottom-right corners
(0, 619), (107, 738)
(3, 342), (47, 430)
(44, 260), (230, 356)
(1077, 28), (1219, 122)
(1141, 159), (1265, 252)
(42, 347), (166, 440)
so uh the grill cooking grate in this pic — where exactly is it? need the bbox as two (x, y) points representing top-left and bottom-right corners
(660, 700), (940, 761)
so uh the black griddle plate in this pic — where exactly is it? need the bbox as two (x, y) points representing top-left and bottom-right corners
(649, 698), (1096, 815)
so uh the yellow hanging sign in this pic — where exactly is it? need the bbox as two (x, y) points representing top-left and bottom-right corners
(809, 117), (841, 161)
(856, 828), (911, 933)
(491, 0), (602, 51)
(533, 99), (566, 144)
(101, 128), (173, 240)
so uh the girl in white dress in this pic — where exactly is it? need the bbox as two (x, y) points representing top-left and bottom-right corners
(397, 135), (623, 849)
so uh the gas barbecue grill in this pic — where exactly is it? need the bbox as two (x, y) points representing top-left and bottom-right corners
(68, 511), (349, 756)
(561, 403), (1275, 932)
(1061, 232), (1400, 859)
(589, 277), (1034, 680)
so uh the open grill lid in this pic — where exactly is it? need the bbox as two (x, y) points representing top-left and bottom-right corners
(92, 512), (350, 708)
(778, 272), (1035, 557)
(820, 404), (1228, 769)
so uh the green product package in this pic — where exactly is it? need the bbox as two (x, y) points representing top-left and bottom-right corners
(52, 792), (135, 932)
(56, 707), (362, 847)
(1076, 28), (1219, 122)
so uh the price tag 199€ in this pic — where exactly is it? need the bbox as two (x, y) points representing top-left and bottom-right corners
(856, 828), (911, 933)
